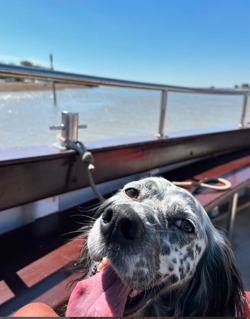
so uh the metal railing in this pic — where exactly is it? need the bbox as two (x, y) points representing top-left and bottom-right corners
(1, 63), (250, 136)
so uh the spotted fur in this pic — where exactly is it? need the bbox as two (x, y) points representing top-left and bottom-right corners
(78, 177), (248, 316)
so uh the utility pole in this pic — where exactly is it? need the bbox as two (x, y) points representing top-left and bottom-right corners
(50, 54), (57, 106)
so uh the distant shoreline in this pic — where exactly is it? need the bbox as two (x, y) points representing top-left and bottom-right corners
(0, 82), (91, 92)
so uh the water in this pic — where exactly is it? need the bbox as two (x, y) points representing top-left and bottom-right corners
(0, 86), (247, 148)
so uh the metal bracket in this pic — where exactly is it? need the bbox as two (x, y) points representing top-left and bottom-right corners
(50, 111), (87, 149)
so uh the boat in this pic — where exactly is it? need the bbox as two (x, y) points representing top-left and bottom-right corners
(0, 63), (250, 316)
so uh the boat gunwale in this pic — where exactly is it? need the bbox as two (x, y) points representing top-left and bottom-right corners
(1, 125), (249, 165)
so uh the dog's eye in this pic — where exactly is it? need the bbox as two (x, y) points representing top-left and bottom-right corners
(175, 219), (194, 233)
(125, 188), (139, 199)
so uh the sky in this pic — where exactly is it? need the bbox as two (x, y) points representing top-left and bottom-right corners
(0, 0), (250, 88)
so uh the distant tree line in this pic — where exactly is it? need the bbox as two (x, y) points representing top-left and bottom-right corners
(20, 60), (48, 69)
(210, 84), (250, 89)
(235, 83), (250, 89)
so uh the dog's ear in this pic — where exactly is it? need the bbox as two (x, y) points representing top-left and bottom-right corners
(176, 228), (246, 316)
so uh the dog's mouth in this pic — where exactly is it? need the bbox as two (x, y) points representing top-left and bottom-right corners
(66, 257), (164, 317)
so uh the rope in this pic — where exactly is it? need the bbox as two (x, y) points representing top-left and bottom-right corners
(82, 151), (105, 203)
(172, 177), (231, 194)
(62, 140), (105, 202)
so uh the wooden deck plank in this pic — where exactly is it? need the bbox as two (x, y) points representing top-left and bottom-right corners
(0, 281), (14, 304)
(17, 238), (83, 287)
(195, 154), (250, 179)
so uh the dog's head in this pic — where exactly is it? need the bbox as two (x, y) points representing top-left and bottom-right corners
(66, 177), (247, 317)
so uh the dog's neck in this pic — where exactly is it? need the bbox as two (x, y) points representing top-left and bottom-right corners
(131, 285), (184, 317)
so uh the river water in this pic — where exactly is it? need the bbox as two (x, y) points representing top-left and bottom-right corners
(0, 86), (248, 148)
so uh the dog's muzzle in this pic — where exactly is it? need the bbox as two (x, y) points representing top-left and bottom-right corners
(100, 204), (145, 245)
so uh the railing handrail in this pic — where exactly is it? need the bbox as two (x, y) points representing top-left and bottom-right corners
(0, 63), (249, 136)
(1, 63), (250, 96)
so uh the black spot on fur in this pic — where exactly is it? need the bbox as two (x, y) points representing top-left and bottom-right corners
(145, 180), (158, 190)
(146, 211), (157, 224)
(183, 254), (188, 261)
(179, 266), (185, 279)
(161, 244), (171, 255)
(144, 180), (164, 200)
(186, 247), (194, 260)
(195, 243), (202, 255)
(170, 274), (179, 284)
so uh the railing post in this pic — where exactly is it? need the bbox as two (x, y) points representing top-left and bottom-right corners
(50, 54), (57, 106)
(157, 90), (168, 137)
(240, 94), (248, 127)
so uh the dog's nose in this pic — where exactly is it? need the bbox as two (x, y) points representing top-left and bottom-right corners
(100, 204), (145, 245)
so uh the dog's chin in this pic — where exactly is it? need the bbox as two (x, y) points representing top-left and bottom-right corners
(124, 280), (169, 316)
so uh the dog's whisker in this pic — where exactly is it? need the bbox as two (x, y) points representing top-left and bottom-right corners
(71, 213), (97, 220)
(64, 228), (92, 239)
(62, 229), (85, 237)
(78, 202), (101, 211)
(77, 217), (97, 223)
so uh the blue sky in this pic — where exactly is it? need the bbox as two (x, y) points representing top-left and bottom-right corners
(0, 0), (250, 87)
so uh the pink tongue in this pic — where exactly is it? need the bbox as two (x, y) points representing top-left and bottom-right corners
(66, 265), (130, 317)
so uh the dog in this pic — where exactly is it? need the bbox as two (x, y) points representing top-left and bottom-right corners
(66, 176), (249, 317)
